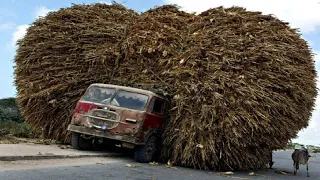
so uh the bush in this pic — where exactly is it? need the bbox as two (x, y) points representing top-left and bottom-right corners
(11, 121), (32, 138)
(0, 128), (10, 137)
(0, 98), (41, 138)
(313, 148), (320, 153)
(0, 98), (24, 123)
(0, 121), (32, 138)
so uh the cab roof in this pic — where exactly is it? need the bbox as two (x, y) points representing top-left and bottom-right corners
(89, 83), (167, 100)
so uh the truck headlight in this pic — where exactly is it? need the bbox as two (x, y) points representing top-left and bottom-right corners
(101, 125), (107, 130)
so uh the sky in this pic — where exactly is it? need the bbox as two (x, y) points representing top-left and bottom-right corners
(0, 0), (319, 145)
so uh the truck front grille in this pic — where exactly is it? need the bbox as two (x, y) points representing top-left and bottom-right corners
(86, 109), (120, 130)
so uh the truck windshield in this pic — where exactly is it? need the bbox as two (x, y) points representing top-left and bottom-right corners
(81, 86), (116, 104)
(110, 90), (148, 111)
(81, 87), (149, 111)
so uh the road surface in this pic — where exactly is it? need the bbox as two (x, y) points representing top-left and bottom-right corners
(0, 150), (319, 180)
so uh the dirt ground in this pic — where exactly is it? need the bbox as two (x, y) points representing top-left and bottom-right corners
(0, 134), (56, 145)
(0, 157), (118, 171)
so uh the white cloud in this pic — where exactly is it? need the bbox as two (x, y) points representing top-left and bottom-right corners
(11, 24), (29, 47)
(98, 1), (111, 4)
(35, 6), (54, 18)
(291, 52), (320, 145)
(164, 0), (320, 34)
(0, 22), (15, 31)
(294, 73), (320, 146)
(10, 6), (55, 48)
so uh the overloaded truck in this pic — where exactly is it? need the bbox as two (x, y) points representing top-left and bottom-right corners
(68, 83), (275, 168)
(67, 83), (169, 162)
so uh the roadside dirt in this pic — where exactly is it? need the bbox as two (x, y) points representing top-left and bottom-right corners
(0, 157), (119, 171)
(0, 135), (40, 144)
(0, 134), (59, 145)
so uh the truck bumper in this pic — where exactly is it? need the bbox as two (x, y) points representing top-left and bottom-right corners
(67, 124), (143, 145)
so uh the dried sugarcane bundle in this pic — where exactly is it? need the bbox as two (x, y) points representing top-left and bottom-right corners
(158, 6), (317, 170)
(14, 2), (138, 141)
(14, 3), (317, 171)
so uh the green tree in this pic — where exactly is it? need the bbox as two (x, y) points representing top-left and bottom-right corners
(0, 97), (24, 122)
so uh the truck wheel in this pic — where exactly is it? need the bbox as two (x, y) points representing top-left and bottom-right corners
(71, 132), (93, 150)
(134, 136), (157, 163)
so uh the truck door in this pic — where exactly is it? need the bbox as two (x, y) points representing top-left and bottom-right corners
(143, 97), (166, 131)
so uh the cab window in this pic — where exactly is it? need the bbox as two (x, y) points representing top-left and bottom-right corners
(110, 90), (149, 111)
(151, 98), (165, 114)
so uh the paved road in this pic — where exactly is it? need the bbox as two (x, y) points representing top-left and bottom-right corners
(0, 151), (319, 180)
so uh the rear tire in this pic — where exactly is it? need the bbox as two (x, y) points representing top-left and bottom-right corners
(71, 132), (93, 150)
(134, 136), (157, 163)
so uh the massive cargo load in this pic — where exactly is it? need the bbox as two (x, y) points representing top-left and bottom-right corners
(14, 3), (317, 170)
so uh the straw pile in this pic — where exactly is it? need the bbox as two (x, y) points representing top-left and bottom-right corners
(14, 3), (138, 141)
(157, 7), (317, 170)
(14, 3), (317, 171)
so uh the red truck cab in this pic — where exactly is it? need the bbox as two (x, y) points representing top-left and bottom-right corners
(67, 83), (169, 162)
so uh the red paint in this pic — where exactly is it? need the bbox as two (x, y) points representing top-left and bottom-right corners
(143, 113), (164, 131)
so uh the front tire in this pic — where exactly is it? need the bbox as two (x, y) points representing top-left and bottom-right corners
(71, 132), (93, 150)
(134, 136), (157, 163)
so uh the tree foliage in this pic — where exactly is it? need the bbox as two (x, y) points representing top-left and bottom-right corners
(0, 97), (24, 122)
